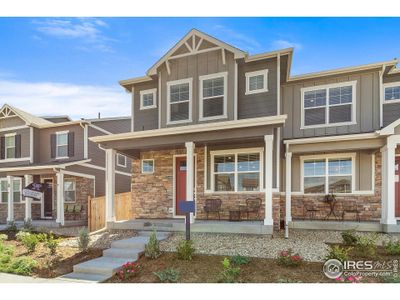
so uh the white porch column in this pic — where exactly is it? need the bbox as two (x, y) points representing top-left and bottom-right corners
(264, 135), (274, 226)
(105, 148), (116, 223)
(285, 152), (292, 224)
(6, 176), (14, 223)
(56, 171), (65, 225)
(381, 137), (397, 226)
(185, 142), (195, 224)
(24, 175), (33, 222)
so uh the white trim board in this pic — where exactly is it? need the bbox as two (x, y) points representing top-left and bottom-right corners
(79, 162), (131, 177)
(140, 88), (157, 110)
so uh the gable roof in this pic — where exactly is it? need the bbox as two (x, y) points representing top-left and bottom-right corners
(0, 104), (53, 127)
(146, 28), (247, 76)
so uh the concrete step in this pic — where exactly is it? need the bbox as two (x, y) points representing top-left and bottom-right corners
(73, 257), (128, 276)
(103, 247), (142, 260)
(57, 272), (110, 283)
(110, 236), (149, 250)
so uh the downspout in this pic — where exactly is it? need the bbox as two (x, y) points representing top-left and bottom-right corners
(379, 65), (386, 128)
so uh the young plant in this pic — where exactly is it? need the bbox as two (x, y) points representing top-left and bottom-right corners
(154, 268), (180, 283)
(6, 221), (17, 233)
(78, 228), (90, 252)
(230, 254), (250, 266)
(341, 230), (358, 246)
(0, 234), (7, 243)
(384, 240), (400, 255)
(45, 233), (60, 255)
(36, 233), (48, 243)
(6, 257), (38, 275)
(16, 232), (38, 253)
(219, 257), (241, 283)
(277, 249), (304, 267)
(118, 262), (141, 280)
(176, 240), (195, 261)
(325, 245), (352, 263)
(355, 234), (378, 258)
(144, 230), (161, 259)
(22, 219), (34, 232)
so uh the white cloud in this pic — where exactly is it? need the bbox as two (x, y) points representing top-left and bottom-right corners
(0, 79), (130, 120)
(33, 18), (114, 52)
(271, 39), (302, 50)
(212, 25), (261, 51)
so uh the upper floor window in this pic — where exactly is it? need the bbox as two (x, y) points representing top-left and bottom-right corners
(301, 81), (356, 129)
(200, 72), (227, 121)
(56, 131), (69, 158)
(5, 134), (16, 159)
(0, 133), (21, 160)
(245, 69), (268, 95)
(167, 78), (192, 124)
(117, 153), (127, 167)
(384, 83), (400, 103)
(140, 88), (157, 110)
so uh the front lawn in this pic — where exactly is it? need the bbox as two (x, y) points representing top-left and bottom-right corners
(0, 230), (102, 278)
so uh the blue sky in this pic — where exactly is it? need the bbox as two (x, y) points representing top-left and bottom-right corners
(0, 17), (399, 119)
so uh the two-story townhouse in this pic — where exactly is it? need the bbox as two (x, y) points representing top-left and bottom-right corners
(0, 104), (132, 226)
(91, 29), (400, 234)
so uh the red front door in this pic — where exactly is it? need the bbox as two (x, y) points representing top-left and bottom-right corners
(175, 157), (195, 216)
(396, 157), (400, 217)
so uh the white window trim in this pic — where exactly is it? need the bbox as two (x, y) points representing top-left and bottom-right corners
(300, 153), (356, 195)
(56, 130), (69, 159)
(64, 178), (76, 203)
(199, 71), (228, 122)
(300, 81), (357, 130)
(245, 69), (269, 95)
(383, 82), (400, 104)
(210, 147), (264, 193)
(4, 133), (16, 159)
(166, 78), (193, 125)
(116, 153), (127, 168)
(141, 159), (155, 174)
(0, 177), (22, 203)
(140, 88), (157, 110)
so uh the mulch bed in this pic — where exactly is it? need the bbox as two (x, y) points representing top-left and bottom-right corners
(0, 230), (103, 278)
(107, 252), (330, 283)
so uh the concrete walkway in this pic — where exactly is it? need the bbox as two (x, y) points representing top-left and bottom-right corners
(0, 273), (62, 283)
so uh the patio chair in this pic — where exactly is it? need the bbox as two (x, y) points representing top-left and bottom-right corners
(342, 202), (361, 222)
(73, 205), (83, 220)
(244, 198), (262, 220)
(301, 199), (319, 220)
(203, 199), (222, 220)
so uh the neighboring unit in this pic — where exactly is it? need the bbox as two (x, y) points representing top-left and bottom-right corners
(0, 104), (132, 226)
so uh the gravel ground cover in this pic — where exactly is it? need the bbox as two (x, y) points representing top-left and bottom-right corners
(160, 230), (400, 262)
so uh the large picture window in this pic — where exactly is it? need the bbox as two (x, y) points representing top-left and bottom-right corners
(302, 155), (354, 194)
(302, 81), (356, 128)
(200, 72), (227, 121)
(167, 78), (192, 124)
(212, 149), (262, 192)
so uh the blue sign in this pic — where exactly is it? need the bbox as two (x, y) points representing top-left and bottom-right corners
(179, 201), (195, 213)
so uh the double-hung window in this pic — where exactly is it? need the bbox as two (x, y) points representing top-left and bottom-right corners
(302, 155), (354, 194)
(140, 89), (157, 109)
(384, 82), (400, 103)
(200, 72), (227, 120)
(56, 131), (69, 158)
(245, 69), (268, 95)
(302, 81), (356, 128)
(167, 78), (192, 124)
(64, 179), (76, 202)
(0, 179), (8, 203)
(0, 178), (22, 202)
(212, 149), (262, 192)
(5, 134), (16, 159)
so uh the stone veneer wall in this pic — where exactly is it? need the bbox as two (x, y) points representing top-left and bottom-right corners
(287, 151), (382, 222)
(131, 147), (281, 230)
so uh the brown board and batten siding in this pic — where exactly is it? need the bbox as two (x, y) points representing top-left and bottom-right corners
(132, 80), (159, 131)
(158, 50), (236, 127)
(91, 118), (131, 134)
(281, 70), (381, 139)
(383, 73), (400, 127)
(237, 57), (278, 119)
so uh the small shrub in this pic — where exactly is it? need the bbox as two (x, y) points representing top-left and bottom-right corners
(0, 253), (11, 265)
(45, 233), (60, 255)
(230, 254), (250, 266)
(6, 257), (38, 275)
(118, 262), (141, 280)
(355, 234), (378, 258)
(22, 219), (34, 232)
(380, 275), (400, 283)
(384, 240), (400, 255)
(0, 243), (15, 256)
(78, 228), (90, 252)
(219, 258), (240, 283)
(16, 232), (38, 253)
(154, 268), (180, 283)
(277, 249), (304, 267)
(0, 234), (7, 242)
(335, 275), (363, 283)
(6, 221), (17, 232)
(145, 230), (161, 259)
(36, 233), (48, 243)
(176, 240), (195, 261)
(341, 230), (358, 246)
(325, 245), (351, 263)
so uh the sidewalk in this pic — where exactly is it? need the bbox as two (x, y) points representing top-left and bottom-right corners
(0, 273), (65, 283)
